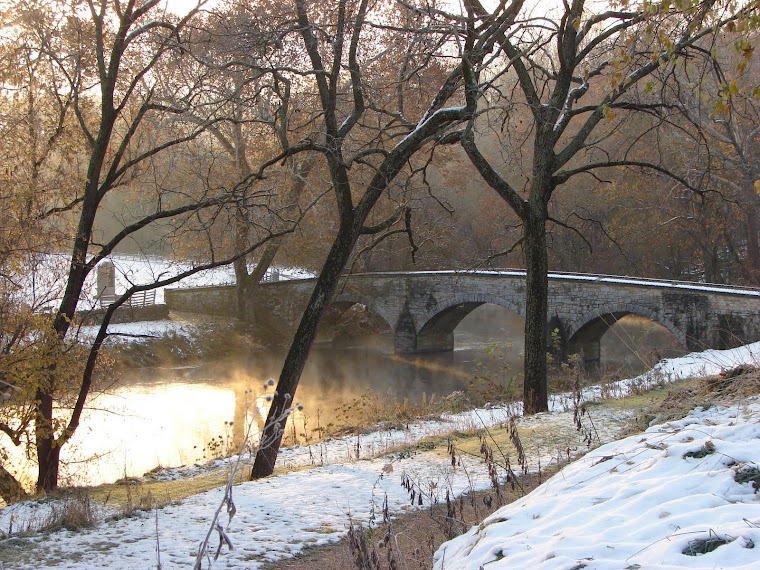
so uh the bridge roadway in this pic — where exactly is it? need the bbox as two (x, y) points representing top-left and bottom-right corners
(164, 270), (760, 368)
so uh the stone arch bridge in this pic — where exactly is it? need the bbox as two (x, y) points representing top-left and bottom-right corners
(165, 271), (760, 368)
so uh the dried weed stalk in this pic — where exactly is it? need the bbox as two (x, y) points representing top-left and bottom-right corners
(348, 518), (401, 570)
(193, 385), (295, 569)
(572, 370), (600, 448)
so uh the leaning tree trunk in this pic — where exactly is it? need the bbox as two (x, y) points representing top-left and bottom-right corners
(235, 158), (316, 316)
(0, 463), (27, 504)
(233, 222), (252, 315)
(236, 243), (282, 327)
(250, 221), (360, 479)
(522, 204), (550, 414)
(34, 149), (104, 491)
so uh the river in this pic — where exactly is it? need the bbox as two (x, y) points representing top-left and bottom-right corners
(16, 308), (685, 488)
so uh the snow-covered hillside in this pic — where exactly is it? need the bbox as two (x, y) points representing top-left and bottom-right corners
(16, 253), (310, 310)
(434, 396), (760, 569)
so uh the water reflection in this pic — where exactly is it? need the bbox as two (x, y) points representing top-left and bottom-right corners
(59, 344), (499, 486)
(67, 379), (237, 483)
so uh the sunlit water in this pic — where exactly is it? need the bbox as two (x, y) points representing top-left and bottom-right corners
(10, 310), (685, 488)
(56, 344), (509, 486)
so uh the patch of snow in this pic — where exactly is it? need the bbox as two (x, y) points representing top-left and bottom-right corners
(434, 399), (760, 569)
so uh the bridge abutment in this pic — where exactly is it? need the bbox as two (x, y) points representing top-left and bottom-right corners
(416, 331), (455, 352)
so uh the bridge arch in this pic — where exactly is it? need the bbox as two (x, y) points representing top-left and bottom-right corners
(323, 293), (395, 339)
(416, 294), (525, 352)
(565, 303), (687, 369)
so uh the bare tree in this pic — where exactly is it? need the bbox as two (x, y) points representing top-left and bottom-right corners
(457, 0), (752, 413)
(249, 0), (522, 478)
(666, 28), (760, 283)
(178, 7), (321, 313)
(0, 0), (302, 493)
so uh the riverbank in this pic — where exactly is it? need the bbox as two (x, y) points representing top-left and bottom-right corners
(1, 343), (759, 568)
(261, 373), (760, 570)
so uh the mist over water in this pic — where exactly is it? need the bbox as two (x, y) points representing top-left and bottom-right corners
(20, 305), (684, 488)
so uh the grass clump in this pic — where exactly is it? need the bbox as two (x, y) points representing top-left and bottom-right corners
(41, 493), (96, 531)
(733, 464), (760, 492)
(683, 441), (716, 459)
(682, 533), (731, 556)
(5, 491), (97, 535)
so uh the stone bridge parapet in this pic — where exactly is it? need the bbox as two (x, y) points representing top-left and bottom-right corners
(165, 271), (760, 368)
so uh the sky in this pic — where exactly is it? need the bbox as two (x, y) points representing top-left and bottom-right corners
(163, 0), (224, 16)
(162, 0), (568, 17)
(1, 341), (759, 568)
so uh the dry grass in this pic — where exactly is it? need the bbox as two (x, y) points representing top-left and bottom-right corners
(42, 492), (96, 531)
(11, 491), (97, 534)
(71, 463), (255, 517)
(634, 369), (760, 429)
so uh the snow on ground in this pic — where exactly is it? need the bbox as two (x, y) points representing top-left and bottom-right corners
(2, 343), (760, 569)
(21, 253), (311, 310)
(75, 319), (197, 341)
(434, 400), (760, 570)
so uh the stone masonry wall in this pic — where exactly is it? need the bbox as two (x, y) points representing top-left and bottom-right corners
(164, 273), (760, 354)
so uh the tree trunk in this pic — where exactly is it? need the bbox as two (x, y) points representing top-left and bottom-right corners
(248, 242), (281, 285)
(35, 389), (60, 492)
(0, 464), (27, 504)
(233, 254), (250, 315)
(238, 242), (281, 320)
(744, 202), (760, 286)
(37, 240), (91, 492)
(250, 222), (359, 479)
(522, 206), (549, 414)
(235, 158), (316, 316)
(37, 203), (98, 491)
(36, 445), (61, 493)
